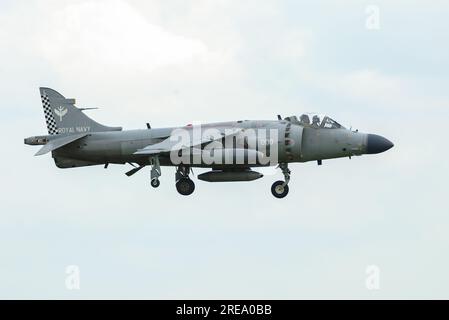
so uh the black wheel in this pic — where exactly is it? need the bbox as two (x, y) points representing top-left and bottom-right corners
(151, 178), (160, 188)
(176, 178), (195, 196)
(271, 180), (289, 198)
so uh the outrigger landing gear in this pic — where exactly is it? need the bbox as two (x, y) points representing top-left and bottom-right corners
(271, 163), (290, 198)
(175, 165), (195, 196)
(150, 179), (160, 188)
(150, 156), (161, 188)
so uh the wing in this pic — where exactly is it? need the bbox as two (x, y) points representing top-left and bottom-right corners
(34, 133), (88, 156)
(134, 127), (242, 156)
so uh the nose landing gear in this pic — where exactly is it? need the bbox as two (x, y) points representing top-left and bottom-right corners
(271, 181), (289, 198)
(271, 163), (290, 198)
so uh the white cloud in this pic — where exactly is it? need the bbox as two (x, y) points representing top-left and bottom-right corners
(32, 0), (209, 73)
(0, 0), (249, 125)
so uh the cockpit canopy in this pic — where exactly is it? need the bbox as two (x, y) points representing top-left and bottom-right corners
(285, 113), (344, 129)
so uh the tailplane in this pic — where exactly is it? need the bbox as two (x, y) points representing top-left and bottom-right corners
(39, 87), (121, 135)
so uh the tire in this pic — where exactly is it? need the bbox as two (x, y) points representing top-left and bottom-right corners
(151, 178), (160, 188)
(271, 180), (289, 198)
(176, 178), (195, 196)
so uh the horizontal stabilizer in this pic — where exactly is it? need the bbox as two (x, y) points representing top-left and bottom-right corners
(35, 133), (88, 156)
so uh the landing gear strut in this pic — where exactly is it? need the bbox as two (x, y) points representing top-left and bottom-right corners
(175, 165), (195, 196)
(150, 156), (161, 188)
(271, 163), (290, 198)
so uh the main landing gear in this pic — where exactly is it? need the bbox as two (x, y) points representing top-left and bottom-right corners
(147, 157), (195, 195)
(271, 163), (290, 198)
(175, 165), (195, 196)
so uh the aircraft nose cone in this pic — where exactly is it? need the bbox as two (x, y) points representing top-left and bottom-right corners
(366, 134), (394, 154)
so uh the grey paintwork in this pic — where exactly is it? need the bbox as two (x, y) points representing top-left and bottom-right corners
(29, 122), (362, 168)
(40, 121), (367, 168)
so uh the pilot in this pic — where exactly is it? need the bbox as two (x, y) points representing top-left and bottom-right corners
(300, 114), (310, 125)
(312, 115), (320, 127)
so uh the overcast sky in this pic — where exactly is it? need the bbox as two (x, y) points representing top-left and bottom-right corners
(0, 0), (448, 299)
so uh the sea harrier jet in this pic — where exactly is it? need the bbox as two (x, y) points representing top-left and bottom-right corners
(25, 88), (393, 198)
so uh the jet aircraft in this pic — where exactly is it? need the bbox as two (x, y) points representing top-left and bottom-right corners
(25, 88), (394, 198)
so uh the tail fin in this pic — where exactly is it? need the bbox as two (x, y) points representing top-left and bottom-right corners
(40, 87), (122, 135)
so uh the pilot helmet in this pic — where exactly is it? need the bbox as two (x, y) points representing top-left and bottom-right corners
(300, 114), (310, 124)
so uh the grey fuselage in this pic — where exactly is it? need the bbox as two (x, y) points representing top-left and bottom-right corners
(43, 119), (369, 169)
